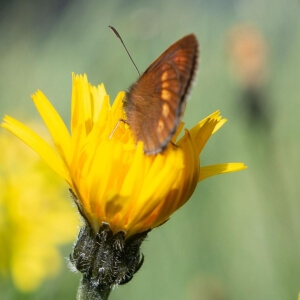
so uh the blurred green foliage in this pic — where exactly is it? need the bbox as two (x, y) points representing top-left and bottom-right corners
(1, 0), (299, 299)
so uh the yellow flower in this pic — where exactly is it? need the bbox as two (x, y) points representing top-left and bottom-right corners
(0, 130), (79, 292)
(1, 73), (246, 238)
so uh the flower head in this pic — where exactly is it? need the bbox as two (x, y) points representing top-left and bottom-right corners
(2, 73), (247, 298)
(1, 73), (246, 238)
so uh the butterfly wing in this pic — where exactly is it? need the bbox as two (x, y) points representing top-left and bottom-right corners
(125, 34), (199, 154)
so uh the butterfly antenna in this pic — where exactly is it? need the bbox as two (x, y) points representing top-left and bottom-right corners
(109, 26), (141, 77)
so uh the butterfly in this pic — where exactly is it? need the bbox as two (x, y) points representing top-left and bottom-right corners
(123, 34), (199, 155)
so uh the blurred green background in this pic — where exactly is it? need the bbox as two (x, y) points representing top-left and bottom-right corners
(1, 0), (299, 299)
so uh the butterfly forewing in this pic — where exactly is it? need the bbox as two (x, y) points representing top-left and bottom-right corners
(125, 34), (199, 154)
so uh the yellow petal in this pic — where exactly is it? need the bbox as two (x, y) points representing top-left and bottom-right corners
(189, 118), (218, 155)
(71, 74), (91, 134)
(1, 116), (70, 182)
(199, 163), (248, 181)
(188, 111), (227, 155)
(90, 82), (108, 123)
(32, 90), (71, 164)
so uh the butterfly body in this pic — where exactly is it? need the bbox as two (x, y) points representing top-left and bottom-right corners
(124, 34), (199, 155)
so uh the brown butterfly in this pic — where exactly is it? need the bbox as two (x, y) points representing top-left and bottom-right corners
(109, 26), (199, 155)
(123, 34), (199, 155)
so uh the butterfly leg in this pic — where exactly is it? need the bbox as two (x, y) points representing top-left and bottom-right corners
(109, 119), (129, 139)
(170, 141), (179, 148)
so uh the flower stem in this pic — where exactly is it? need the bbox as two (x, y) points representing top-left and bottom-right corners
(77, 277), (111, 300)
